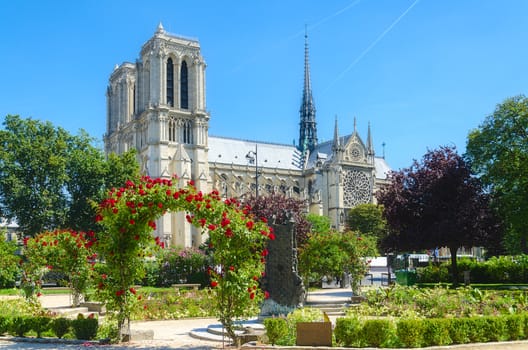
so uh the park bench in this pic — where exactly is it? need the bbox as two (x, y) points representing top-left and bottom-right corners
(171, 283), (200, 291)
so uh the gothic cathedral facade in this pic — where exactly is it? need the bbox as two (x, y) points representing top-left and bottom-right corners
(105, 24), (390, 248)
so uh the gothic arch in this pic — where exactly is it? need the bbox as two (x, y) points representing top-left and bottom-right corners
(180, 59), (189, 109)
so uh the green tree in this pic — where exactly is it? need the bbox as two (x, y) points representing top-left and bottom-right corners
(347, 203), (387, 244)
(298, 230), (377, 294)
(64, 130), (106, 232)
(0, 115), (140, 235)
(104, 150), (140, 191)
(0, 232), (20, 288)
(0, 115), (70, 236)
(306, 213), (331, 234)
(466, 95), (528, 254)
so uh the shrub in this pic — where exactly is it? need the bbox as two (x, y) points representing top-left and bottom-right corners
(418, 255), (528, 284)
(96, 317), (119, 344)
(0, 316), (10, 335)
(449, 318), (471, 344)
(466, 317), (489, 343)
(361, 319), (395, 347)
(8, 316), (32, 337)
(334, 317), (362, 347)
(157, 247), (209, 287)
(71, 314), (98, 340)
(51, 317), (71, 339)
(396, 318), (423, 347)
(422, 318), (452, 346)
(32, 316), (50, 338)
(483, 316), (506, 342)
(505, 314), (524, 340)
(264, 317), (288, 345)
(0, 239), (20, 289)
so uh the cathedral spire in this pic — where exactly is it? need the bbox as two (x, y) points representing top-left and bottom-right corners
(332, 115), (344, 160)
(156, 22), (165, 34)
(298, 28), (317, 155)
(367, 121), (374, 155)
(367, 121), (375, 164)
(332, 115), (340, 151)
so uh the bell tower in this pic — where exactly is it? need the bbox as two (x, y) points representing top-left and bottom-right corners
(105, 23), (210, 248)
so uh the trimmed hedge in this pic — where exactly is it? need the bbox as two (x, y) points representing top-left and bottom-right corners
(417, 255), (528, 284)
(335, 313), (528, 348)
(0, 314), (98, 340)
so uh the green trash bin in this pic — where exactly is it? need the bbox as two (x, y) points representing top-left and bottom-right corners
(395, 269), (417, 286)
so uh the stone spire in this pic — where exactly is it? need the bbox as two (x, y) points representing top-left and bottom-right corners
(298, 29), (317, 155)
(156, 22), (165, 34)
(367, 121), (375, 164)
(367, 122), (373, 155)
(332, 115), (344, 160)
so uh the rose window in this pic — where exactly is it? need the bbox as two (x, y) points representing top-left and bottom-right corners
(343, 170), (371, 207)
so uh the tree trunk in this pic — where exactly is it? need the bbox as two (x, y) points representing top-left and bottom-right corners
(450, 245), (459, 287)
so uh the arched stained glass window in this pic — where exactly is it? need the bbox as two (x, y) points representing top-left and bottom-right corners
(180, 61), (188, 109)
(166, 58), (174, 107)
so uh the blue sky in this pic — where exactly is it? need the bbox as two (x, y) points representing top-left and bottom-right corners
(1, 0), (527, 171)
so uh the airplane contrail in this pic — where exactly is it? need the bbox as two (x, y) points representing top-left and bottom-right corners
(231, 0), (362, 73)
(324, 0), (421, 92)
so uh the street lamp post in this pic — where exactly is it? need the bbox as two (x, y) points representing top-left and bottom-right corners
(245, 144), (259, 198)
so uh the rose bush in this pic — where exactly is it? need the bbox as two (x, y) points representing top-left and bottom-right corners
(94, 175), (273, 341)
(23, 229), (96, 305)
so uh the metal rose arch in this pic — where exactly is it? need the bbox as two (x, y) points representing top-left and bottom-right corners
(94, 175), (274, 342)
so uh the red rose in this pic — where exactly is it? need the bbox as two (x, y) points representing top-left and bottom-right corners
(211, 281), (218, 288)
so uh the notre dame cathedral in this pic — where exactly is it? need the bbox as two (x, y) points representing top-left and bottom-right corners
(104, 23), (390, 248)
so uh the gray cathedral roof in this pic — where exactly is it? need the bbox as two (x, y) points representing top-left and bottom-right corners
(208, 135), (390, 179)
(208, 136), (303, 171)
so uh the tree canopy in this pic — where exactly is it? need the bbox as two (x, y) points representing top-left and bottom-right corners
(347, 203), (387, 246)
(306, 213), (331, 234)
(245, 193), (310, 246)
(376, 146), (502, 284)
(465, 95), (528, 253)
(298, 230), (377, 294)
(0, 115), (139, 236)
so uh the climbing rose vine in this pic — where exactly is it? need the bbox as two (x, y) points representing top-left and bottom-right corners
(23, 229), (96, 305)
(94, 175), (273, 341)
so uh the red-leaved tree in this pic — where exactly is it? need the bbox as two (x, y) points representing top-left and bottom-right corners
(376, 146), (502, 285)
(245, 193), (310, 246)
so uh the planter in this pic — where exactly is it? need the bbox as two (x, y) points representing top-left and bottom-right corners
(296, 322), (332, 346)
